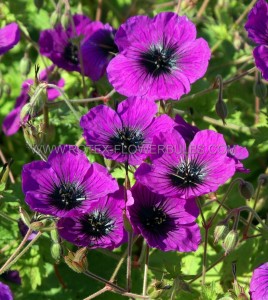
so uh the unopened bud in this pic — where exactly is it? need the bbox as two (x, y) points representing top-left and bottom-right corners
(254, 77), (267, 101)
(148, 280), (171, 299)
(20, 53), (31, 77)
(30, 220), (46, 231)
(20, 103), (31, 123)
(123, 210), (133, 232)
(50, 11), (59, 27)
(237, 293), (249, 300)
(29, 83), (48, 113)
(61, 13), (70, 30)
(50, 229), (59, 243)
(239, 181), (254, 200)
(216, 100), (228, 125)
(64, 248), (88, 273)
(3, 83), (11, 96)
(223, 230), (239, 255)
(214, 222), (229, 243)
(51, 242), (63, 263)
(34, 0), (44, 10)
(258, 174), (268, 186)
(19, 207), (31, 227)
(23, 123), (45, 147)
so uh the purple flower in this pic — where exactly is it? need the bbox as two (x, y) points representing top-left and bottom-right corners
(107, 12), (211, 101)
(250, 262), (268, 299)
(174, 115), (249, 173)
(2, 65), (64, 136)
(127, 183), (201, 252)
(57, 188), (126, 249)
(174, 115), (199, 144)
(39, 15), (95, 73)
(80, 97), (174, 165)
(0, 23), (20, 55)
(0, 282), (13, 300)
(135, 129), (236, 198)
(82, 22), (118, 81)
(18, 219), (38, 241)
(228, 145), (250, 173)
(1, 271), (21, 285)
(245, 0), (268, 80)
(22, 145), (118, 218)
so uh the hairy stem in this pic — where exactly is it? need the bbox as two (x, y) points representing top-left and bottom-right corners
(142, 244), (150, 296)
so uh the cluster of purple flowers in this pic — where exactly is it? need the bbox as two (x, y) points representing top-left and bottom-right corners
(2, 4), (260, 295)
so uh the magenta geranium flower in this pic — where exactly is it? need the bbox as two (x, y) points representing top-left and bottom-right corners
(174, 115), (249, 173)
(82, 22), (118, 81)
(0, 23), (20, 55)
(57, 188), (126, 249)
(127, 183), (201, 252)
(107, 12), (211, 101)
(22, 145), (118, 218)
(245, 0), (268, 80)
(0, 282), (13, 300)
(135, 129), (236, 198)
(39, 15), (95, 73)
(80, 97), (174, 165)
(250, 262), (268, 299)
(2, 65), (64, 136)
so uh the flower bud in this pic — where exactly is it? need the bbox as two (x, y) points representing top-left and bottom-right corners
(215, 100), (228, 125)
(147, 280), (171, 299)
(50, 11), (59, 27)
(50, 229), (59, 243)
(254, 77), (267, 101)
(30, 219), (47, 231)
(22, 123), (45, 148)
(51, 242), (63, 263)
(123, 210), (133, 232)
(73, 247), (88, 271)
(20, 53), (31, 77)
(20, 103), (31, 123)
(223, 230), (239, 255)
(34, 0), (44, 10)
(214, 222), (229, 243)
(258, 174), (268, 186)
(19, 207), (31, 227)
(3, 83), (11, 96)
(239, 181), (254, 200)
(64, 248), (88, 273)
(61, 13), (70, 30)
(237, 293), (249, 300)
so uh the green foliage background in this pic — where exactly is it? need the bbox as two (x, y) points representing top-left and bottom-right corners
(0, 0), (268, 299)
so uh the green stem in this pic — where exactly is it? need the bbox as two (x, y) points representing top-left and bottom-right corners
(84, 271), (149, 299)
(243, 181), (262, 237)
(46, 89), (116, 106)
(189, 255), (225, 284)
(142, 244), (150, 296)
(209, 178), (244, 226)
(202, 228), (209, 285)
(179, 67), (256, 103)
(46, 84), (80, 121)
(0, 212), (17, 223)
(0, 231), (42, 274)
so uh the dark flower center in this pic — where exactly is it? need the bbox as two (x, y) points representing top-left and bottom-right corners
(80, 210), (115, 239)
(139, 44), (177, 77)
(139, 205), (170, 233)
(98, 30), (119, 55)
(169, 159), (206, 189)
(109, 127), (144, 154)
(64, 42), (79, 65)
(50, 182), (86, 211)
